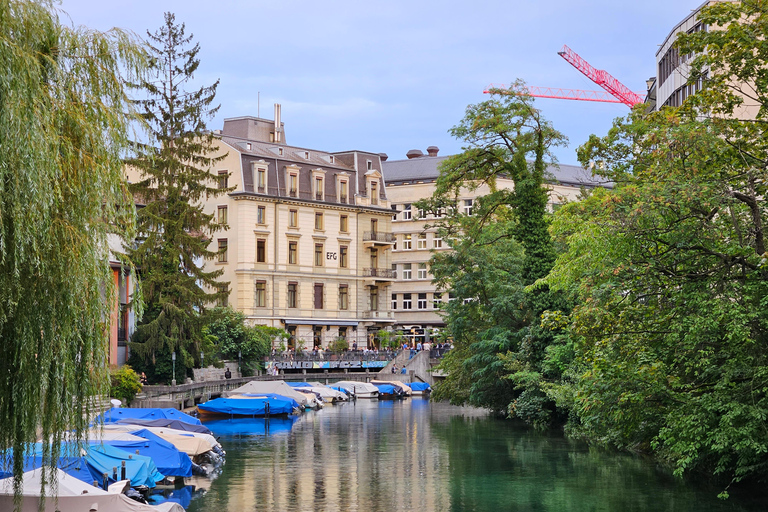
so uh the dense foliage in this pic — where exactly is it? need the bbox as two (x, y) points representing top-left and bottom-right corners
(0, 0), (144, 497)
(206, 308), (280, 376)
(109, 366), (143, 406)
(127, 13), (227, 383)
(426, 83), (573, 421)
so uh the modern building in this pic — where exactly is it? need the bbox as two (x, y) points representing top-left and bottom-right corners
(382, 148), (608, 340)
(199, 106), (396, 350)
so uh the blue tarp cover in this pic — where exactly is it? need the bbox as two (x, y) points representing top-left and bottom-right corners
(115, 418), (212, 435)
(371, 383), (399, 395)
(0, 444), (99, 485)
(101, 430), (193, 477)
(198, 395), (298, 417)
(85, 444), (164, 488)
(329, 386), (351, 395)
(409, 382), (431, 391)
(98, 408), (202, 426)
(286, 382), (311, 388)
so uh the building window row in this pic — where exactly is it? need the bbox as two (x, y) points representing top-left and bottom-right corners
(391, 292), (442, 310)
(396, 232), (444, 250)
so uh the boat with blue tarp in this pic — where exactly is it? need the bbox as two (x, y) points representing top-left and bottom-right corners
(197, 394), (300, 418)
(86, 444), (165, 488)
(115, 418), (212, 435)
(202, 416), (300, 437)
(409, 382), (432, 396)
(99, 407), (202, 426)
(97, 430), (194, 478)
(0, 444), (99, 484)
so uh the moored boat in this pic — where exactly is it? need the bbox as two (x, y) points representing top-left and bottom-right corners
(197, 394), (301, 418)
(333, 381), (379, 399)
(409, 382), (432, 397)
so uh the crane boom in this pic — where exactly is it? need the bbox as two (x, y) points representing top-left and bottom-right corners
(557, 45), (644, 107)
(484, 84), (623, 104)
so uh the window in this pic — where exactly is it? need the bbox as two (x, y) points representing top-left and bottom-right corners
(289, 174), (298, 197)
(339, 326), (347, 339)
(218, 171), (228, 189)
(255, 281), (266, 307)
(339, 285), (348, 310)
(370, 181), (378, 205)
(418, 293), (427, 310)
(464, 199), (474, 216)
(367, 160), (373, 171)
(370, 286), (379, 311)
(218, 205), (227, 224)
(314, 243), (324, 266)
(417, 233), (427, 249)
(403, 263), (412, 280)
(314, 283), (324, 309)
(288, 241), (297, 264)
(340, 214), (348, 232)
(315, 176), (324, 201)
(304, 151), (310, 160)
(402, 204), (412, 220)
(339, 246), (348, 268)
(403, 293), (412, 310)
(433, 293), (443, 307)
(433, 236), (443, 249)
(257, 205), (266, 224)
(391, 293), (398, 310)
(218, 239), (228, 263)
(418, 208), (426, 219)
(257, 168), (266, 192)
(257, 239), (266, 263)
(371, 218), (378, 233)
(418, 263), (427, 280)
(315, 212), (324, 230)
(217, 284), (228, 307)
(391, 264), (397, 279)
(287, 283), (297, 308)
(370, 248), (378, 268)
(339, 181), (348, 203)
(391, 204), (398, 221)
(403, 234), (412, 250)
(289, 209), (298, 227)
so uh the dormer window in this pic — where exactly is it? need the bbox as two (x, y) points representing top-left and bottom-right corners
(304, 151), (310, 160)
(339, 180), (348, 204)
(370, 180), (378, 205)
(279, 147), (284, 156)
(367, 160), (373, 171)
(289, 174), (298, 197)
(329, 155), (335, 164)
(315, 176), (324, 201)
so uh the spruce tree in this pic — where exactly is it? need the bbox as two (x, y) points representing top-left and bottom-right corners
(127, 13), (227, 383)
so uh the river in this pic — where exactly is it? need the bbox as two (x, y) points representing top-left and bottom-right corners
(175, 399), (764, 512)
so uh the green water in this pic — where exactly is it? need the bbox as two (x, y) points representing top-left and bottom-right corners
(184, 399), (765, 512)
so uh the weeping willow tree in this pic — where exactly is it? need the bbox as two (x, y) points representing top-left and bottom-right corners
(0, 0), (145, 501)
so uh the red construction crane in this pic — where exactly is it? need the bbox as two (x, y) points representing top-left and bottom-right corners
(485, 45), (645, 108)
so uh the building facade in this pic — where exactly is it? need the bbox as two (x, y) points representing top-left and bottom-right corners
(382, 148), (607, 341)
(200, 108), (396, 350)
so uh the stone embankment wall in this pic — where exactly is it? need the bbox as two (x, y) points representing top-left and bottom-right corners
(192, 361), (240, 382)
(380, 350), (433, 385)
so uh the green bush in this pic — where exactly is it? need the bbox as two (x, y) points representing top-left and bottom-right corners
(329, 337), (349, 354)
(110, 365), (142, 406)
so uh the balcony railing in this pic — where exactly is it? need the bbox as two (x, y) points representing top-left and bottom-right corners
(363, 310), (395, 319)
(363, 231), (395, 243)
(362, 268), (396, 279)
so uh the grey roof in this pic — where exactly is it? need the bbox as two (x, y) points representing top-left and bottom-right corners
(220, 135), (355, 171)
(382, 155), (612, 189)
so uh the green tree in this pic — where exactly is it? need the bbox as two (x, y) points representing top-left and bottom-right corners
(546, 100), (768, 490)
(0, 0), (144, 497)
(425, 83), (572, 420)
(206, 308), (278, 376)
(110, 366), (143, 406)
(127, 13), (227, 383)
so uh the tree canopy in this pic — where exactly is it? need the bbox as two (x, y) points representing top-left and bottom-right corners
(0, 0), (144, 498)
(127, 13), (227, 383)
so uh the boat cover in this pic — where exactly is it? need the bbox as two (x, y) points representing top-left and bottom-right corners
(333, 381), (380, 395)
(99, 408), (202, 426)
(104, 425), (220, 452)
(198, 395), (298, 416)
(202, 416), (299, 437)
(99, 430), (193, 478)
(224, 381), (311, 407)
(286, 382), (311, 388)
(115, 418), (212, 435)
(371, 383), (399, 395)
(371, 380), (412, 395)
(0, 468), (184, 512)
(0, 446), (98, 484)
(85, 444), (164, 488)
(409, 382), (431, 392)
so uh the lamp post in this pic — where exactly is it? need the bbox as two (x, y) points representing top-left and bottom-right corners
(171, 351), (176, 386)
(238, 350), (241, 376)
(201, 351), (204, 368)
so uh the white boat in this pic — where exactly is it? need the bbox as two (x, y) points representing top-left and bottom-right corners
(0, 468), (184, 512)
(333, 381), (380, 399)
(370, 380), (413, 396)
(303, 382), (349, 403)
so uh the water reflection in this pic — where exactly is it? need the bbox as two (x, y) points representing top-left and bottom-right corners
(185, 400), (764, 512)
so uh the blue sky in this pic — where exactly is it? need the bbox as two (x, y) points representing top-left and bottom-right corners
(59, 0), (695, 165)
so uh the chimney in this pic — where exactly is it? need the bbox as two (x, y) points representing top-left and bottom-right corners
(379, 153), (388, 162)
(273, 104), (282, 143)
(406, 149), (424, 159)
(426, 146), (439, 157)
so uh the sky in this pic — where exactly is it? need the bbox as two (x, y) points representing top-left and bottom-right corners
(58, 0), (697, 165)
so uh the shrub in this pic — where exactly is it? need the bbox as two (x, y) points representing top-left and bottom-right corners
(110, 365), (142, 406)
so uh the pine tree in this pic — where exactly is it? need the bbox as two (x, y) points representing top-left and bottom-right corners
(127, 13), (227, 383)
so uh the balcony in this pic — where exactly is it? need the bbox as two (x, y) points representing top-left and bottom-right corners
(363, 231), (396, 248)
(362, 268), (396, 282)
(363, 310), (395, 320)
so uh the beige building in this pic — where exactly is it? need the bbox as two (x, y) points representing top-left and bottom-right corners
(382, 148), (607, 341)
(196, 107), (396, 349)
